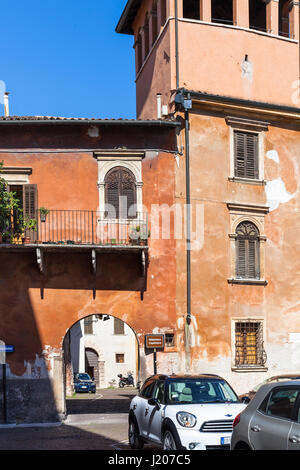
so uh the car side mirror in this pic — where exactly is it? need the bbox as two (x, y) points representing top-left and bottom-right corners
(148, 398), (160, 409)
(242, 396), (251, 404)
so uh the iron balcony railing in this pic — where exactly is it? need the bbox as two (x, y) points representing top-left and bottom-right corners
(2, 210), (149, 247)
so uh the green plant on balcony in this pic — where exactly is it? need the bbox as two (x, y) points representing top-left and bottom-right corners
(0, 161), (23, 243)
(39, 207), (50, 222)
(129, 225), (140, 244)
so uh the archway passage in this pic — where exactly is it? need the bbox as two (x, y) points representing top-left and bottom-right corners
(63, 314), (140, 418)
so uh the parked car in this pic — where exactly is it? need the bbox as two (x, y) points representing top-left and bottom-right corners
(73, 373), (96, 393)
(128, 374), (247, 450)
(239, 374), (300, 401)
(231, 380), (300, 450)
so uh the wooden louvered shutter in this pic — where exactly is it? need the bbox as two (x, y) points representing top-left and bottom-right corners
(236, 222), (260, 279)
(23, 184), (38, 240)
(105, 167), (136, 219)
(234, 131), (259, 179)
(121, 170), (136, 219)
(106, 169), (120, 218)
(236, 239), (246, 278)
(23, 184), (38, 219)
(114, 317), (125, 335)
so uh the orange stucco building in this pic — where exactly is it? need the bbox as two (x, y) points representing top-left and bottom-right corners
(116, 0), (300, 399)
(0, 0), (300, 424)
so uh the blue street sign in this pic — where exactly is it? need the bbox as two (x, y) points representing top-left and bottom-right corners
(0, 345), (14, 353)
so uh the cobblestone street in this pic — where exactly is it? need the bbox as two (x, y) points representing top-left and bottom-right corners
(0, 388), (154, 450)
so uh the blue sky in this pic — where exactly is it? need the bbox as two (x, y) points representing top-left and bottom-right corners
(0, 0), (136, 118)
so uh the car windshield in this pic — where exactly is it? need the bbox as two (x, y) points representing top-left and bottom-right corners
(77, 373), (91, 381)
(167, 379), (239, 404)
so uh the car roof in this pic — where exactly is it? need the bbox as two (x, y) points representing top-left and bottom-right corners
(143, 373), (225, 382)
(268, 374), (300, 380)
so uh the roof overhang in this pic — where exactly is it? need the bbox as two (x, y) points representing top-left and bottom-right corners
(116, 0), (142, 35)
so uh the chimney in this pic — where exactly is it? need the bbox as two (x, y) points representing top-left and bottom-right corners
(156, 93), (162, 119)
(3, 92), (9, 117)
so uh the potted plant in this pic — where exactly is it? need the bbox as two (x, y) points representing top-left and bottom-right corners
(21, 217), (37, 244)
(139, 228), (150, 246)
(39, 207), (50, 223)
(129, 225), (140, 245)
(0, 161), (23, 244)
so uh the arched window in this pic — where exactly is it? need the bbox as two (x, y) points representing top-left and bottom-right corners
(249, 0), (267, 32)
(105, 167), (137, 219)
(236, 221), (260, 279)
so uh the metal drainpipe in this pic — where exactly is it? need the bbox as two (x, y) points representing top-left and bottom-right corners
(185, 107), (191, 328)
(175, 0), (180, 89)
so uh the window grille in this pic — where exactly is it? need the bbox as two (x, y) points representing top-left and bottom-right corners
(235, 321), (266, 367)
(165, 333), (175, 347)
(116, 353), (125, 363)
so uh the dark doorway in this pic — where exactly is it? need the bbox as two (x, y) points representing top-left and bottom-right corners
(85, 348), (99, 385)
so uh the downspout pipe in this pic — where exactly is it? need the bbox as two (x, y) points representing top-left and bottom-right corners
(185, 105), (191, 326)
(175, 90), (193, 326)
(175, 0), (180, 89)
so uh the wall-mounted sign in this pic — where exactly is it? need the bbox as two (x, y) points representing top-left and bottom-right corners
(145, 334), (164, 349)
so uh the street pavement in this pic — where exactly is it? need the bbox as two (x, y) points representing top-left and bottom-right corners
(0, 387), (158, 450)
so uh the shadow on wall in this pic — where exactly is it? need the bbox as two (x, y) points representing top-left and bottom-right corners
(0, 249), (147, 424)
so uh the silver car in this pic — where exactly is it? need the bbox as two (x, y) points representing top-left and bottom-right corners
(231, 380), (300, 450)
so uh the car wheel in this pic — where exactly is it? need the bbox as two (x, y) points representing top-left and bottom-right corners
(128, 421), (144, 449)
(163, 430), (177, 450)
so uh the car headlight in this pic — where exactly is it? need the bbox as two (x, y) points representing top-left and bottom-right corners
(176, 412), (197, 428)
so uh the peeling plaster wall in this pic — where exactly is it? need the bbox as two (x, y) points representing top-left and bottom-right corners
(175, 112), (300, 395)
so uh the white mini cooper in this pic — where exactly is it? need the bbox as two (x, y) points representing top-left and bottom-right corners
(128, 374), (248, 450)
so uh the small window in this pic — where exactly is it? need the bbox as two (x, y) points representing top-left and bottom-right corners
(262, 388), (300, 420)
(211, 0), (233, 25)
(140, 381), (156, 398)
(160, 0), (166, 26)
(136, 30), (143, 71)
(183, 0), (200, 20)
(144, 14), (150, 58)
(151, 1), (158, 44)
(165, 333), (175, 347)
(115, 353), (125, 363)
(249, 0), (267, 33)
(114, 317), (125, 335)
(84, 316), (94, 335)
(235, 321), (266, 367)
(236, 221), (260, 280)
(234, 131), (259, 179)
(153, 381), (165, 403)
(279, 0), (291, 38)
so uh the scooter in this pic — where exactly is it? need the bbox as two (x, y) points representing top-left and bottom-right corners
(118, 372), (135, 387)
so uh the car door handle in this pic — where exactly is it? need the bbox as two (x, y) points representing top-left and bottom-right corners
(289, 435), (300, 444)
(251, 425), (261, 432)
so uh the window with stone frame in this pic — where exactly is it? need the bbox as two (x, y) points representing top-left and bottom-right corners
(236, 221), (260, 280)
(234, 321), (266, 368)
(105, 167), (137, 219)
(114, 317), (125, 335)
(234, 130), (259, 180)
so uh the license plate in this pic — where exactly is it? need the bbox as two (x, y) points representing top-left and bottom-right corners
(221, 437), (231, 445)
(81, 386), (87, 389)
